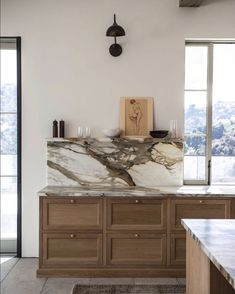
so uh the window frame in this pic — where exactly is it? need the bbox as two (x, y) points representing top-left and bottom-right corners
(184, 40), (235, 185)
(0, 36), (22, 257)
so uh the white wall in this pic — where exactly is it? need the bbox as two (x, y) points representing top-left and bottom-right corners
(2, 0), (235, 257)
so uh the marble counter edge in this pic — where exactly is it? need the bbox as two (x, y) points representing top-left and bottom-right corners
(181, 219), (235, 290)
(38, 187), (169, 197)
(45, 137), (183, 143)
(37, 186), (235, 197)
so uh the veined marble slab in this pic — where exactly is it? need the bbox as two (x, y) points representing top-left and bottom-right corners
(182, 219), (235, 290)
(38, 185), (235, 197)
(47, 138), (183, 187)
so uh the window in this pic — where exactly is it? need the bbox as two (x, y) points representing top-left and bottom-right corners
(0, 37), (21, 256)
(184, 42), (235, 184)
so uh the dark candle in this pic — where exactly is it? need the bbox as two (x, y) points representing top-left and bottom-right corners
(53, 120), (58, 137)
(59, 120), (65, 138)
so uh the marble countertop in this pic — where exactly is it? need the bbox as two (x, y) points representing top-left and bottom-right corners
(46, 137), (183, 143)
(38, 185), (235, 197)
(182, 219), (235, 290)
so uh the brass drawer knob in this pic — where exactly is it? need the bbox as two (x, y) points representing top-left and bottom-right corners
(199, 200), (204, 204)
(135, 200), (139, 203)
(70, 199), (75, 204)
(70, 234), (75, 238)
(134, 234), (139, 238)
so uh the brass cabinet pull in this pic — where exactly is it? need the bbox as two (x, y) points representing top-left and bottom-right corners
(135, 200), (139, 203)
(70, 234), (75, 238)
(70, 199), (75, 204)
(134, 234), (139, 238)
(199, 200), (204, 204)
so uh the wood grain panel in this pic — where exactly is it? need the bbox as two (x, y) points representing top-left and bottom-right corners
(43, 233), (102, 266)
(107, 233), (166, 265)
(186, 232), (210, 294)
(171, 199), (230, 231)
(170, 234), (186, 265)
(210, 261), (235, 294)
(43, 197), (102, 230)
(231, 199), (235, 218)
(107, 198), (166, 231)
(186, 232), (235, 294)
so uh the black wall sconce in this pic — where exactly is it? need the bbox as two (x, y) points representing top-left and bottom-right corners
(106, 14), (125, 57)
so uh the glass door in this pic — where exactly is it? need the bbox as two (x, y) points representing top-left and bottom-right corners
(0, 37), (21, 257)
(184, 44), (209, 184)
(211, 44), (235, 184)
(184, 42), (235, 185)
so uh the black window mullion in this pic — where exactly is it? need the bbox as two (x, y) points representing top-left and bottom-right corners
(0, 36), (22, 257)
(16, 37), (22, 258)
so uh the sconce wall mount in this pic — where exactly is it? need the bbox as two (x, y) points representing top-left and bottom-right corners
(106, 14), (125, 57)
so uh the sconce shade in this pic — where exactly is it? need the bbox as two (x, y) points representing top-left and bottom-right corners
(106, 14), (125, 37)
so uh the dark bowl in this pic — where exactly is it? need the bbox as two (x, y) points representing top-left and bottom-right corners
(150, 130), (169, 138)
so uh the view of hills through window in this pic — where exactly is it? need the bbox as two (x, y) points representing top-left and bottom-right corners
(184, 44), (235, 184)
(0, 46), (18, 248)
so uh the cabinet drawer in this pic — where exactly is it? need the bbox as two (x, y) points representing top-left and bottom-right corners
(42, 233), (102, 266)
(106, 233), (166, 266)
(42, 197), (102, 230)
(107, 198), (166, 231)
(170, 199), (230, 231)
(170, 234), (186, 265)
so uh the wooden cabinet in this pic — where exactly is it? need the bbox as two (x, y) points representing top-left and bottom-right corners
(169, 199), (231, 267)
(107, 233), (166, 266)
(106, 198), (166, 231)
(42, 233), (102, 266)
(170, 199), (230, 231)
(39, 197), (103, 276)
(37, 195), (232, 277)
(42, 198), (102, 231)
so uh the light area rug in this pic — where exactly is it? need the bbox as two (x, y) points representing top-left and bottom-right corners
(72, 284), (186, 294)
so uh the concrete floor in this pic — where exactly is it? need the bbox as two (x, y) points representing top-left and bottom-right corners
(0, 256), (19, 282)
(0, 258), (186, 294)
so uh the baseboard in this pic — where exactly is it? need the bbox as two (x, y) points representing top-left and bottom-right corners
(37, 267), (186, 278)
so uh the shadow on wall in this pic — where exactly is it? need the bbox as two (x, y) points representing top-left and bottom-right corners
(203, 0), (231, 6)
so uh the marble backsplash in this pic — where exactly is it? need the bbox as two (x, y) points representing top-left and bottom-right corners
(47, 137), (184, 187)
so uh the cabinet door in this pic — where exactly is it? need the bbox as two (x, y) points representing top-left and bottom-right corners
(170, 234), (186, 265)
(42, 233), (102, 266)
(170, 199), (230, 231)
(42, 197), (102, 231)
(106, 198), (166, 231)
(106, 233), (166, 266)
